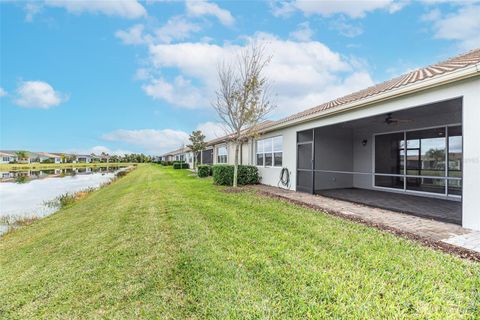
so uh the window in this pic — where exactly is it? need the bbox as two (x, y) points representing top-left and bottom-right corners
(256, 136), (283, 167)
(2, 157), (9, 162)
(217, 145), (228, 163)
(374, 125), (462, 196)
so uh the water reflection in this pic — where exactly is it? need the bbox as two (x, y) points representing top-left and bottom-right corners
(1, 166), (120, 183)
(0, 167), (124, 235)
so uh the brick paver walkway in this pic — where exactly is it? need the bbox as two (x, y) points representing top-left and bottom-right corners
(252, 185), (480, 254)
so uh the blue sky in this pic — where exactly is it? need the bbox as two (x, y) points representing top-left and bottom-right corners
(1, 0), (479, 155)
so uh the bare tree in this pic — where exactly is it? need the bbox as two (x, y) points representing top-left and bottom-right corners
(213, 43), (275, 187)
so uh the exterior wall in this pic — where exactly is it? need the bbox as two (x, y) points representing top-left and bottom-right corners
(256, 77), (479, 230)
(0, 156), (16, 164)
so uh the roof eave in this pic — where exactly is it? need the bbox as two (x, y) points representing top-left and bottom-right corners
(261, 63), (480, 134)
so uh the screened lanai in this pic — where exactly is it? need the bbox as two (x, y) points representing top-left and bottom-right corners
(296, 97), (463, 224)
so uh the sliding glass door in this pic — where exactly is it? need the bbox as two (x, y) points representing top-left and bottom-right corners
(374, 125), (462, 197)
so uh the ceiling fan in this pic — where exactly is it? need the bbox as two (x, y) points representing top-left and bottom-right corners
(384, 113), (413, 125)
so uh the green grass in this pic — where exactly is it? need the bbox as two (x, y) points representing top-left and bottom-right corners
(0, 162), (134, 171)
(1, 165), (479, 319)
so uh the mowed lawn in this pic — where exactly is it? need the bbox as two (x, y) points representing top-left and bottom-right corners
(1, 165), (479, 319)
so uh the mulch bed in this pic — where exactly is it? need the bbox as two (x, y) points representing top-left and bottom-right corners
(254, 188), (480, 262)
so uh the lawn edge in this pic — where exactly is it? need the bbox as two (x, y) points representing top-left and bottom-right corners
(253, 187), (480, 262)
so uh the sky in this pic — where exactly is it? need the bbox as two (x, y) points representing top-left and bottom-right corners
(0, 0), (479, 156)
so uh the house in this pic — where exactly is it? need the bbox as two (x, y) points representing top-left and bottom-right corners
(169, 147), (195, 167)
(76, 155), (92, 163)
(163, 49), (480, 231)
(0, 151), (17, 164)
(246, 48), (480, 231)
(31, 152), (62, 164)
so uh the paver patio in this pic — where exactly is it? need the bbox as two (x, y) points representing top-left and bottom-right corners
(252, 185), (480, 255)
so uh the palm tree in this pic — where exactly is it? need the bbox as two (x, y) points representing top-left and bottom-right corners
(15, 151), (29, 163)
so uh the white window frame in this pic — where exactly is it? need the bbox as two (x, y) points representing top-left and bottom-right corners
(256, 136), (283, 167)
(217, 145), (228, 164)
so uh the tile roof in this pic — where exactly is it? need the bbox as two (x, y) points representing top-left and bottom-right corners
(268, 48), (480, 128)
(0, 151), (17, 157)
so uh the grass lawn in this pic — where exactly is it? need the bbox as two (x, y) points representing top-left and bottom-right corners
(0, 162), (134, 171)
(1, 165), (479, 319)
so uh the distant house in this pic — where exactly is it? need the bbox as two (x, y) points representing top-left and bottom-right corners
(92, 154), (110, 163)
(76, 155), (92, 163)
(33, 152), (62, 164)
(0, 151), (17, 164)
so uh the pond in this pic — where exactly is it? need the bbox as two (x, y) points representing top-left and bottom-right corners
(0, 167), (126, 234)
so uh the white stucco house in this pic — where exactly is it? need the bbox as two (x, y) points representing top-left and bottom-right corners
(164, 49), (480, 231)
(76, 155), (92, 163)
(0, 151), (17, 164)
(252, 48), (479, 231)
(32, 152), (62, 164)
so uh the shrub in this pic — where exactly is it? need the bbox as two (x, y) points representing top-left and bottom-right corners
(212, 165), (259, 186)
(173, 162), (189, 169)
(197, 165), (211, 178)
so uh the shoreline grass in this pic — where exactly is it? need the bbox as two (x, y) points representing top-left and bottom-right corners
(0, 162), (135, 171)
(0, 165), (478, 318)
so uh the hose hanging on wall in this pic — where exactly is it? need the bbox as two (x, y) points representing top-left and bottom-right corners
(278, 167), (291, 189)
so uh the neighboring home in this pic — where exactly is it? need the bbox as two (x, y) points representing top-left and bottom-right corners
(164, 48), (480, 231)
(32, 152), (62, 164)
(76, 155), (92, 163)
(0, 151), (17, 164)
(93, 154), (111, 163)
(169, 147), (195, 167)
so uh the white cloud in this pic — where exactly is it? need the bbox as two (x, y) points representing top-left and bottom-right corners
(289, 22), (313, 41)
(14, 81), (68, 109)
(144, 34), (373, 115)
(0, 87), (7, 97)
(43, 0), (147, 19)
(24, 3), (42, 22)
(196, 122), (226, 140)
(186, 0), (235, 26)
(272, 0), (402, 18)
(102, 128), (190, 154)
(115, 24), (149, 45)
(142, 76), (206, 108)
(155, 16), (201, 43)
(115, 17), (201, 46)
(427, 5), (480, 50)
(330, 18), (363, 37)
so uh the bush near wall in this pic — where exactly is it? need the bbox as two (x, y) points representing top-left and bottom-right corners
(173, 162), (189, 169)
(197, 165), (211, 178)
(161, 161), (173, 166)
(212, 165), (259, 186)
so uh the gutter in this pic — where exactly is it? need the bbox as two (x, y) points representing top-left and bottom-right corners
(261, 63), (480, 134)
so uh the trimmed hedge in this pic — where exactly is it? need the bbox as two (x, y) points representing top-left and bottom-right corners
(212, 165), (259, 186)
(197, 165), (211, 178)
(173, 162), (189, 169)
(160, 161), (173, 166)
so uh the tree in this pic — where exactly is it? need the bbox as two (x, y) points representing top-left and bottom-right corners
(187, 130), (207, 171)
(15, 151), (29, 162)
(213, 43), (275, 187)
